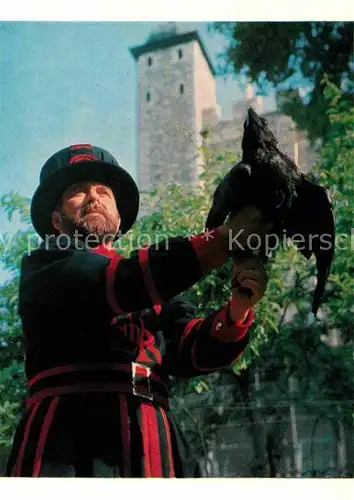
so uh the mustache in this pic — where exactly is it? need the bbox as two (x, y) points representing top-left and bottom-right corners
(81, 202), (107, 216)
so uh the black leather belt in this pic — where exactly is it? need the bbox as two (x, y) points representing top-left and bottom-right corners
(26, 362), (170, 410)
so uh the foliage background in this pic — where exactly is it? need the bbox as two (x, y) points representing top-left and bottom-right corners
(212, 22), (353, 143)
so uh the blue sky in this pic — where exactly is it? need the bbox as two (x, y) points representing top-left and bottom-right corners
(0, 21), (276, 203)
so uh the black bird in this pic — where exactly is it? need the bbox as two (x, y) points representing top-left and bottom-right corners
(205, 107), (335, 316)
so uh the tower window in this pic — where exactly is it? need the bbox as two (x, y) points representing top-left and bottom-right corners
(179, 84), (184, 95)
(146, 91), (151, 102)
(178, 49), (183, 59)
(148, 56), (152, 66)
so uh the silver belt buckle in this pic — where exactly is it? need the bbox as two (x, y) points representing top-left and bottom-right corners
(132, 362), (153, 401)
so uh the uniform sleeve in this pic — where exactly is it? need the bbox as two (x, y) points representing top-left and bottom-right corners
(19, 229), (228, 319)
(108, 229), (228, 313)
(161, 298), (254, 378)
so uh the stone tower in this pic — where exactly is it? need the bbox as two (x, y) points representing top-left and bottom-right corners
(130, 23), (219, 193)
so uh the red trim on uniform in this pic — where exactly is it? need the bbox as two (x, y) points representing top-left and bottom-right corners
(119, 395), (131, 477)
(160, 408), (175, 478)
(90, 246), (125, 312)
(69, 153), (97, 164)
(189, 229), (219, 251)
(90, 245), (117, 258)
(138, 247), (161, 305)
(33, 397), (60, 477)
(142, 403), (163, 477)
(140, 405), (152, 477)
(106, 253), (124, 314)
(28, 363), (166, 388)
(189, 228), (227, 270)
(236, 308), (254, 328)
(230, 297), (255, 327)
(70, 144), (93, 150)
(153, 304), (162, 315)
(142, 317), (161, 364)
(26, 383), (169, 411)
(136, 350), (152, 365)
(14, 401), (41, 476)
(140, 319), (154, 349)
(210, 304), (254, 342)
(234, 309), (251, 326)
(182, 305), (253, 371)
(148, 344), (162, 365)
(179, 318), (202, 350)
(28, 363), (123, 387)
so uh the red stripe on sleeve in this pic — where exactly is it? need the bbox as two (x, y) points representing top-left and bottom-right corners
(138, 247), (161, 305)
(233, 303), (254, 328)
(14, 402), (41, 477)
(189, 229), (219, 252)
(33, 397), (60, 477)
(189, 228), (228, 271)
(119, 395), (131, 477)
(210, 304), (254, 342)
(191, 313), (254, 372)
(106, 253), (124, 314)
(160, 408), (176, 478)
(179, 318), (202, 350)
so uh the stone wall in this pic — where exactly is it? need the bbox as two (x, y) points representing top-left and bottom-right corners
(137, 39), (212, 191)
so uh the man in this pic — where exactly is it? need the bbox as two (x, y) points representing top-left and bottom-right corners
(6, 144), (270, 477)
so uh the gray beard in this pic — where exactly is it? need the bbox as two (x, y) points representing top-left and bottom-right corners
(59, 208), (119, 246)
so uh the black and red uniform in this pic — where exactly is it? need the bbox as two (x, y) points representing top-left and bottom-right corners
(6, 231), (254, 477)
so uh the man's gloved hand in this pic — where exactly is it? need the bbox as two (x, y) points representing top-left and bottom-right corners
(228, 256), (268, 323)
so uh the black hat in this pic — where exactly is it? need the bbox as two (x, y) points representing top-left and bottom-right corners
(30, 144), (139, 239)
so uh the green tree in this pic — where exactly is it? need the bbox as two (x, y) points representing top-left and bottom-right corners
(212, 22), (353, 142)
(0, 193), (31, 471)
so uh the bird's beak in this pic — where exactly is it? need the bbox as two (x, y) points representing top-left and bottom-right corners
(244, 107), (258, 130)
(247, 107), (265, 128)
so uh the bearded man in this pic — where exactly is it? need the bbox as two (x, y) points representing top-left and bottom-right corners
(5, 144), (270, 477)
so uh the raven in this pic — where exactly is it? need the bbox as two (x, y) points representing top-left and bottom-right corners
(205, 107), (335, 316)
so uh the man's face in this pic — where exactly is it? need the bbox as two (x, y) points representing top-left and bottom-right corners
(52, 181), (121, 242)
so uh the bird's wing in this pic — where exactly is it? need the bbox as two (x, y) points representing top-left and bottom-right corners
(205, 162), (252, 230)
(286, 176), (335, 315)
